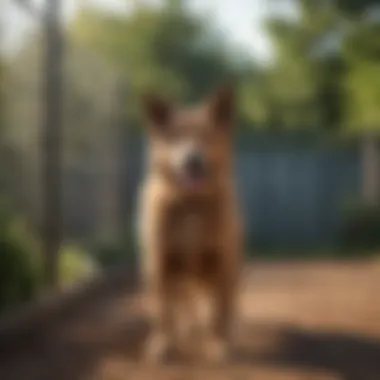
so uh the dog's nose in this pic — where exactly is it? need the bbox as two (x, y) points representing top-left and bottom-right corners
(184, 152), (206, 178)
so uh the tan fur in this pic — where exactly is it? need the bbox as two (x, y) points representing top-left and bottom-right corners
(137, 86), (243, 363)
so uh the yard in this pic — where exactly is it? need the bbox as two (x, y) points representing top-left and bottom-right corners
(0, 259), (379, 380)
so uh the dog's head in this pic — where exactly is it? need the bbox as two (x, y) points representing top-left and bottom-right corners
(141, 85), (235, 195)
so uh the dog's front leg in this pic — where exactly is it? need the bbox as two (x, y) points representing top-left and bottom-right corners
(204, 256), (239, 363)
(143, 269), (175, 363)
(215, 277), (236, 343)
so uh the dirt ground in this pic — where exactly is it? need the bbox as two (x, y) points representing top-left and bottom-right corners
(0, 260), (379, 380)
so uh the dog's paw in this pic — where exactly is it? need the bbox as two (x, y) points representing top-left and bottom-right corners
(142, 332), (168, 364)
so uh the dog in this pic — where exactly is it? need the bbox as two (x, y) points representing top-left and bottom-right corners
(137, 85), (242, 363)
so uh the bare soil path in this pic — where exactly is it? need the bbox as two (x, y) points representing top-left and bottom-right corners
(0, 260), (379, 380)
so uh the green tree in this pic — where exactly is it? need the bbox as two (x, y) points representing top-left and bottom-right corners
(258, 1), (346, 129)
(340, 7), (380, 205)
(264, 0), (380, 203)
(342, 16), (380, 129)
(70, 0), (244, 127)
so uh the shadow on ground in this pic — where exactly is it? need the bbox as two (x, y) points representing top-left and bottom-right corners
(236, 323), (380, 380)
(0, 261), (379, 380)
(1, 315), (379, 380)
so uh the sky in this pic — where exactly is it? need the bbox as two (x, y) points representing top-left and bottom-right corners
(1, 0), (297, 60)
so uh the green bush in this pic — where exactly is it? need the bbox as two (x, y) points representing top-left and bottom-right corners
(0, 201), (42, 312)
(340, 200), (380, 252)
(0, 199), (104, 311)
(58, 244), (99, 287)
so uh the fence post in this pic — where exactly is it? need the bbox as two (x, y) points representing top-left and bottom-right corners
(41, 0), (65, 288)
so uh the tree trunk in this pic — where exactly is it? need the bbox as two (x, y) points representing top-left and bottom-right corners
(41, 0), (64, 288)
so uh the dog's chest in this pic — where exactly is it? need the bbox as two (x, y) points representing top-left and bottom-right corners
(176, 212), (204, 250)
(163, 201), (224, 278)
(167, 203), (217, 252)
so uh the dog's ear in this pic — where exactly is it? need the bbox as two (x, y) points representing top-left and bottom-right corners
(207, 83), (235, 127)
(141, 93), (173, 129)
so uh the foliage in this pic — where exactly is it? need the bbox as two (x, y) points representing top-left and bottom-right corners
(340, 200), (380, 252)
(5, 0), (380, 134)
(0, 200), (42, 312)
(9, 0), (379, 134)
(256, 2), (345, 129)
(70, 0), (248, 126)
(0, 198), (100, 312)
(247, 0), (380, 131)
(343, 19), (380, 129)
(58, 244), (99, 287)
